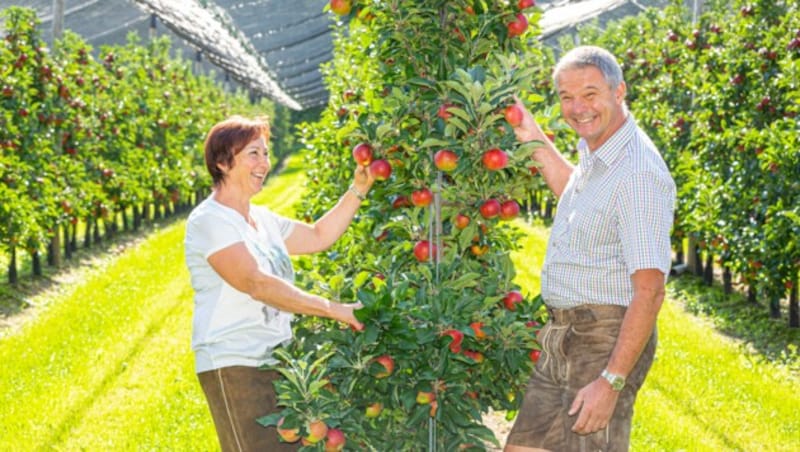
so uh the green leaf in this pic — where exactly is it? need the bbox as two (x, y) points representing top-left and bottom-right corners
(256, 412), (282, 427)
(353, 271), (371, 289)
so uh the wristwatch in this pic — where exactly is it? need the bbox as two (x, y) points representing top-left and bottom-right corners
(601, 369), (626, 391)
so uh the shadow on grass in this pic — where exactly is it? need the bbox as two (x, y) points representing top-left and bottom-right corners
(668, 274), (800, 373)
(0, 214), (186, 322)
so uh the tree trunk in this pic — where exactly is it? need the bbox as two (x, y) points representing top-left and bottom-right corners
(32, 249), (42, 277)
(703, 253), (714, 286)
(789, 277), (798, 328)
(93, 218), (101, 243)
(84, 219), (93, 248)
(686, 236), (703, 276)
(121, 207), (129, 231)
(70, 222), (78, 253)
(723, 267), (732, 295)
(770, 296), (781, 319)
(8, 246), (17, 284)
(747, 284), (757, 304)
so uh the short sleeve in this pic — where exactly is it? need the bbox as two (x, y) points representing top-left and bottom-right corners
(252, 206), (296, 241)
(186, 211), (244, 259)
(616, 172), (675, 275)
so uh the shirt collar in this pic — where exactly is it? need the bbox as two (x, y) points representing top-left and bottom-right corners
(577, 113), (637, 169)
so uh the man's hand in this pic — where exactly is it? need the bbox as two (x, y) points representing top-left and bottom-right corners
(568, 377), (620, 434)
(511, 96), (549, 144)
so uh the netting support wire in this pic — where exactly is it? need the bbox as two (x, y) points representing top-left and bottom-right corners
(428, 416), (437, 452)
(52, 0), (65, 39)
(149, 13), (157, 40)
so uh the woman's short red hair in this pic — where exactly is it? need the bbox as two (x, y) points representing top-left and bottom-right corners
(203, 115), (270, 186)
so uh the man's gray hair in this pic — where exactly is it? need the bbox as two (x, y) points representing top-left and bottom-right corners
(553, 46), (625, 91)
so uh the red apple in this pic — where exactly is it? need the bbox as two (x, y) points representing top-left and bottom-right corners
(482, 148), (508, 170)
(442, 329), (464, 353)
(433, 149), (458, 172)
(463, 350), (485, 363)
(304, 419), (328, 444)
(437, 103), (454, 120)
(518, 0), (535, 9)
(470, 321), (487, 340)
(479, 199), (501, 219)
(454, 214), (470, 230)
(416, 391), (436, 404)
(499, 200), (520, 221)
(503, 290), (524, 311)
(529, 349), (541, 362)
(392, 195), (411, 209)
(413, 240), (437, 262)
(411, 188), (433, 207)
(324, 428), (346, 452)
(365, 402), (383, 418)
(330, 0), (351, 15)
(507, 13), (528, 37)
(277, 417), (300, 443)
(374, 354), (395, 378)
(369, 159), (392, 181)
(352, 142), (373, 165)
(471, 244), (489, 256)
(504, 105), (524, 127)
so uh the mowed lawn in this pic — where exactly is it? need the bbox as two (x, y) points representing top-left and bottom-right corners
(0, 153), (797, 451)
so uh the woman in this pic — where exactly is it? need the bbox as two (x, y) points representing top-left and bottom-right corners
(184, 115), (373, 451)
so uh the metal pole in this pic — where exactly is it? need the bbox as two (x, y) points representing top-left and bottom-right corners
(51, 0), (64, 39)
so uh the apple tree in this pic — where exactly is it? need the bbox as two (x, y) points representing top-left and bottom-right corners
(260, 1), (551, 449)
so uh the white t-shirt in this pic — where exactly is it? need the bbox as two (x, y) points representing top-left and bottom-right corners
(184, 195), (297, 373)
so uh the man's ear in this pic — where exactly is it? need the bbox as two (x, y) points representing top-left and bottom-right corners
(615, 81), (627, 104)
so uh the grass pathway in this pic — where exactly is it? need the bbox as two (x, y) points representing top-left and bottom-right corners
(0, 153), (797, 451)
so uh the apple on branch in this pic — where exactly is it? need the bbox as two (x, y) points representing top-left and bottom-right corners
(410, 188), (433, 207)
(479, 199), (501, 219)
(441, 328), (464, 353)
(369, 159), (392, 181)
(365, 402), (383, 418)
(374, 354), (395, 378)
(482, 148), (508, 170)
(434, 149), (458, 172)
(507, 13), (528, 37)
(329, 0), (351, 15)
(352, 142), (373, 165)
(503, 290), (524, 311)
(277, 417), (300, 443)
(413, 240), (438, 262)
(499, 200), (520, 221)
(454, 214), (470, 230)
(303, 419), (329, 444)
(504, 104), (524, 127)
(324, 428), (346, 452)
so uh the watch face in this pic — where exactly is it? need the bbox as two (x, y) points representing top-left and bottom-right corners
(603, 370), (625, 391)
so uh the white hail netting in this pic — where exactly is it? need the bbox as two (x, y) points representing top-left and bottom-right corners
(0, 0), (668, 109)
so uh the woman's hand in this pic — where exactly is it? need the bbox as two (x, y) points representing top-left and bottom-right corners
(332, 301), (364, 331)
(352, 163), (375, 197)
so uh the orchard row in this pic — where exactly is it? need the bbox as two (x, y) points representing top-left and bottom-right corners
(0, 7), (289, 283)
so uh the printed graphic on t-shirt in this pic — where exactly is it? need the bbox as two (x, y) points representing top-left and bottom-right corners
(252, 240), (294, 325)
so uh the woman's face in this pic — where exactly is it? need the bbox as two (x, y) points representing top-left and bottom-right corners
(222, 135), (270, 197)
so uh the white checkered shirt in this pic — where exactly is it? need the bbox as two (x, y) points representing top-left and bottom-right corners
(541, 114), (676, 309)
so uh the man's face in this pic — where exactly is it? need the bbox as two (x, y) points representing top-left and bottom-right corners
(557, 66), (626, 151)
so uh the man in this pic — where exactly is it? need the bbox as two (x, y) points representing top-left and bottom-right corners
(505, 46), (676, 451)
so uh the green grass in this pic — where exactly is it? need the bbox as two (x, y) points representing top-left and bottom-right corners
(0, 152), (798, 451)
